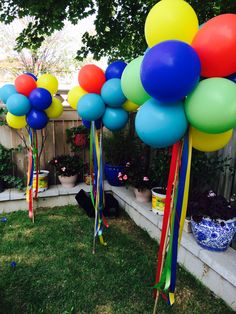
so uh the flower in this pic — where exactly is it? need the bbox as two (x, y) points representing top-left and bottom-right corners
(123, 175), (128, 181)
(118, 172), (122, 178)
(126, 162), (131, 167)
(143, 176), (149, 181)
(61, 167), (66, 172)
(54, 160), (58, 164)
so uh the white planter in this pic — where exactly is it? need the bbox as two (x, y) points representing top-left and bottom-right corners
(33, 170), (49, 193)
(151, 187), (166, 215)
(133, 188), (151, 203)
(58, 174), (78, 188)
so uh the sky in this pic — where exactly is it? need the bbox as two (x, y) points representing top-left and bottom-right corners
(0, 15), (108, 88)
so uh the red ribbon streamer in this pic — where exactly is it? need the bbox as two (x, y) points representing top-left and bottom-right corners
(154, 142), (181, 291)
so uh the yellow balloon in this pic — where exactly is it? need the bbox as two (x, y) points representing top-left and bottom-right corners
(37, 74), (58, 95)
(45, 97), (63, 119)
(145, 0), (199, 47)
(6, 112), (27, 129)
(68, 86), (87, 110)
(191, 127), (233, 152)
(122, 100), (140, 112)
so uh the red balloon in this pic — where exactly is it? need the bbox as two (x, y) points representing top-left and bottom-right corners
(192, 14), (236, 77)
(78, 64), (106, 94)
(15, 74), (37, 96)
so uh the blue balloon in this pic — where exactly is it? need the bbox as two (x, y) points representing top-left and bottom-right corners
(0, 84), (17, 104)
(6, 94), (31, 116)
(141, 40), (201, 102)
(101, 78), (126, 108)
(82, 118), (102, 129)
(29, 88), (52, 110)
(105, 61), (127, 80)
(135, 98), (188, 148)
(226, 72), (236, 84)
(27, 109), (48, 130)
(78, 93), (105, 121)
(24, 72), (38, 81)
(102, 107), (129, 131)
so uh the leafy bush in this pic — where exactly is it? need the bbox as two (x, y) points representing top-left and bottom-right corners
(103, 131), (140, 166)
(0, 144), (25, 190)
(49, 155), (83, 177)
(188, 190), (236, 222)
(190, 150), (233, 198)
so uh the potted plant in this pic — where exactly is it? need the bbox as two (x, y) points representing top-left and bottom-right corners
(149, 148), (171, 215)
(188, 190), (236, 252)
(103, 131), (138, 186)
(66, 125), (89, 183)
(49, 155), (83, 188)
(119, 151), (152, 202)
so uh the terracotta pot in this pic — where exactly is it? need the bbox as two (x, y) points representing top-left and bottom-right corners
(58, 174), (78, 188)
(133, 188), (151, 203)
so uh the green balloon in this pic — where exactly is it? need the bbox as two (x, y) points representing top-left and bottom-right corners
(121, 56), (150, 106)
(185, 78), (236, 133)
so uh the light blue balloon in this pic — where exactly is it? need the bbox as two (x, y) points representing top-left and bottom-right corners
(101, 78), (126, 108)
(102, 107), (129, 131)
(6, 94), (31, 116)
(135, 98), (188, 148)
(77, 93), (105, 121)
(0, 84), (17, 104)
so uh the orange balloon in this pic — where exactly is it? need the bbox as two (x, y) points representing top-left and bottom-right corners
(15, 74), (37, 97)
(192, 14), (236, 77)
(78, 64), (106, 94)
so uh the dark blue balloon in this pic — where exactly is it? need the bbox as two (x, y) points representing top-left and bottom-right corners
(226, 72), (236, 84)
(24, 72), (38, 81)
(105, 61), (127, 80)
(27, 109), (48, 130)
(29, 88), (52, 110)
(141, 40), (201, 102)
(82, 118), (102, 129)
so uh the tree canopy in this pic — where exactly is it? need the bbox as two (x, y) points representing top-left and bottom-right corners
(0, 0), (235, 62)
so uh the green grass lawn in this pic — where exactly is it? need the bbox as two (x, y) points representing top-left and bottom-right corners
(0, 205), (233, 314)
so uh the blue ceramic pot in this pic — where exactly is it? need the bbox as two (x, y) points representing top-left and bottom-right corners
(104, 164), (125, 187)
(191, 217), (236, 252)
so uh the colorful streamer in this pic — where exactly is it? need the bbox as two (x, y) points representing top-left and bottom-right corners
(90, 122), (107, 253)
(153, 132), (192, 311)
(26, 128), (40, 222)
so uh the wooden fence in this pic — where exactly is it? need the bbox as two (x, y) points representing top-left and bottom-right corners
(0, 90), (87, 185)
(0, 89), (236, 197)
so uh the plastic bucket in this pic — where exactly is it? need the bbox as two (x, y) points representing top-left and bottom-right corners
(33, 170), (49, 193)
(151, 187), (166, 215)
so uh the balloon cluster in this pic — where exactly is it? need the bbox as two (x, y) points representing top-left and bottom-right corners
(0, 73), (63, 130)
(68, 62), (140, 131)
(121, 0), (236, 152)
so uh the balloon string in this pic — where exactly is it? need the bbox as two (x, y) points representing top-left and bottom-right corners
(34, 130), (39, 200)
(27, 128), (34, 223)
